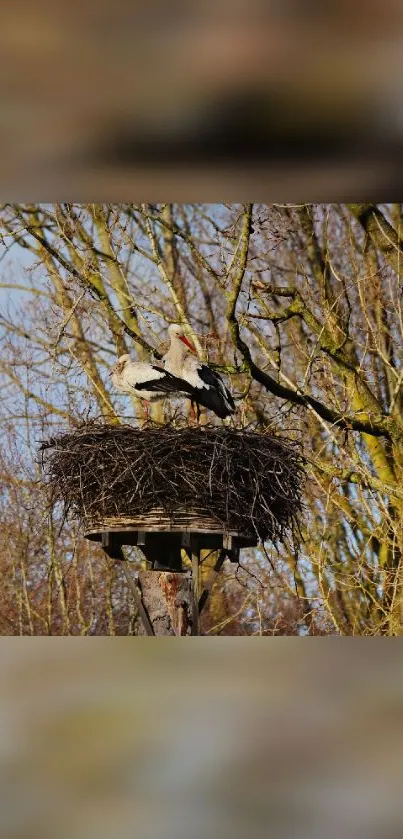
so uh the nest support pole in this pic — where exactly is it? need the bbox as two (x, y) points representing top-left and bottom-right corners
(191, 542), (200, 636)
(102, 531), (197, 636)
(100, 529), (243, 636)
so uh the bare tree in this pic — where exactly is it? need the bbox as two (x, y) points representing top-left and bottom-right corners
(1, 203), (403, 634)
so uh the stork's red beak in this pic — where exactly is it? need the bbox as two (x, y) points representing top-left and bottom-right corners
(179, 335), (196, 352)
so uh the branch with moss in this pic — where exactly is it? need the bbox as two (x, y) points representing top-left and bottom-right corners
(229, 299), (395, 438)
(142, 204), (204, 356)
(348, 204), (403, 275)
(132, 205), (225, 288)
(308, 457), (403, 502)
(0, 360), (76, 423)
(10, 210), (158, 358)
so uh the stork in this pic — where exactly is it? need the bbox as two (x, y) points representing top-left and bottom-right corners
(109, 355), (197, 419)
(162, 324), (236, 420)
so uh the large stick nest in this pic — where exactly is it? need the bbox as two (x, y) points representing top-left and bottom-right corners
(40, 422), (305, 545)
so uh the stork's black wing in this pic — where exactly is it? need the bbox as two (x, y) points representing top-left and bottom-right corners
(197, 364), (235, 412)
(184, 363), (235, 418)
(135, 367), (195, 396)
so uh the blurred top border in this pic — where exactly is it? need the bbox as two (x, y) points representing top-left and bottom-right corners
(2, 0), (403, 200)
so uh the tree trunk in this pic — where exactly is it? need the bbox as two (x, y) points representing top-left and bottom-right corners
(136, 571), (195, 635)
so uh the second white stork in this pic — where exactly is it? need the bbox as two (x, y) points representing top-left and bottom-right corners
(109, 354), (197, 418)
(162, 324), (236, 419)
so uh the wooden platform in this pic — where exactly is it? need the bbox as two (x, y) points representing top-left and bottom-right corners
(84, 511), (259, 634)
(84, 511), (258, 571)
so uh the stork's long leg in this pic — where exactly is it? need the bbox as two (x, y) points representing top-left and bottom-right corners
(190, 400), (201, 425)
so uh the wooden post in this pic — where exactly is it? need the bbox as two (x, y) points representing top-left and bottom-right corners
(191, 542), (201, 636)
(96, 523), (253, 636)
(137, 570), (193, 635)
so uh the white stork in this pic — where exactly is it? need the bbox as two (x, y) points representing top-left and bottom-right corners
(109, 354), (197, 418)
(162, 324), (236, 419)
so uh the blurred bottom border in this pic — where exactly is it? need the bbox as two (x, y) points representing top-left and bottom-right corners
(0, 638), (402, 839)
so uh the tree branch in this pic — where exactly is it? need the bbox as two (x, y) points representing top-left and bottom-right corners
(348, 204), (403, 275)
(14, 216), (158, 358)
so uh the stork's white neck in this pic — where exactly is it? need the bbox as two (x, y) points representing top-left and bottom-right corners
(164, 334), (189, 375)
